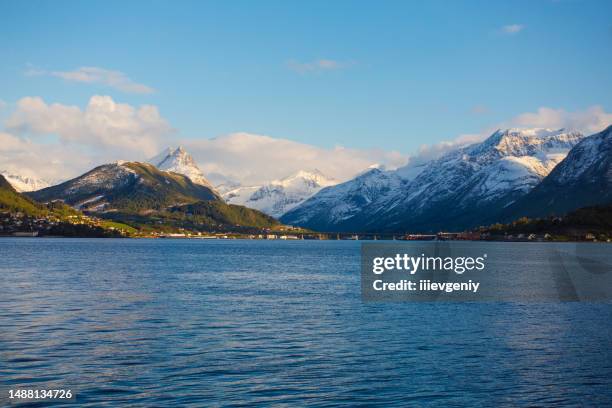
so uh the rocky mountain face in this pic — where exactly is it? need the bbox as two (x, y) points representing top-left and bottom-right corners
(502, 125), (612, 220)
(223, 169), (337, 218)
(281, 128), (586, 232)
(148, 146), (217, 191)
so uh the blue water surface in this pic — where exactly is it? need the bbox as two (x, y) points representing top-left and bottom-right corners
(0, 238), (611, 407)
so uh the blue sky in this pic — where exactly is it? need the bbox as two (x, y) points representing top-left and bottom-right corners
(0, 0), (611, 181)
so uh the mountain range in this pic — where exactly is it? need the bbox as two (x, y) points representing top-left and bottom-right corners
(27, 160), (279, 233)
(5, 124), (612, 234)
(281, 127), (611, 232)
(146, 147), (335, 219)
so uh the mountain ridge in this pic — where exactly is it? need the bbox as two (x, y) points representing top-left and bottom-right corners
(281, 128), (587, 232)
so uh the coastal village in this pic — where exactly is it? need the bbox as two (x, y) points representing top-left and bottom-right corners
(1, 210), (607, 242)
(0, 211), (129, 238)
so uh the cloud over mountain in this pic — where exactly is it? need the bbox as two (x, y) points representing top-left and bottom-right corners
(6, 95), (172, 157)
(183, 132), (406, 185)
(505, 106), (612, 135)
(0, 131), (93, 183)
(1, 94), (610, 191)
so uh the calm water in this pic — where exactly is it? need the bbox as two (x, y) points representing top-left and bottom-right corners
(1, 238), (611, 407)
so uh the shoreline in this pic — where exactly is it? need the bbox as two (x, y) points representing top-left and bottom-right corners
(1, 235), (609, 243)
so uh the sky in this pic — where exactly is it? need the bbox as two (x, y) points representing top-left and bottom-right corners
(0, 0), (611, 184)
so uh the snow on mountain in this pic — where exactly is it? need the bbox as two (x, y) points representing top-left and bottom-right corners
(148, 146), (216, 190)
(280, 167), (404, 227)
(281, 128), (585, 232)
(503, 124), (612, 219)
(405, 128), (583, 208)
(543, 125), (612, 185)
(0, 171), (51, 192)
(224, 169), (337, 218)
(35, 161), (139, 211)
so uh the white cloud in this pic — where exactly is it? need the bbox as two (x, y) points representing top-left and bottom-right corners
(0, 131), (93, 182)
(1, 96), (405, 185)
(6, 95), (172, 159)
(2, 96), (610, 190)
(27, 66), (155, 94)
(501, 24), (524, 34)
(504, 106), (612, 135)
(0, 99), (7, 110)
(0, 131), (28, 151)
(287, 59), (354, 74)
(182, 132), (407, 185)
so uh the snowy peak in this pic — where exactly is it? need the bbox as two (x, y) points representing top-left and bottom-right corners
(148, 146), (215, 189)
(0, 171), (51, 192)
(474, 128), (584, 159)
(401, 128), (585, 209)
(223, 169), (338, 218)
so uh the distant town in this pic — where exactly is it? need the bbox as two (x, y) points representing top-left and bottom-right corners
(2, 209), (608, 242)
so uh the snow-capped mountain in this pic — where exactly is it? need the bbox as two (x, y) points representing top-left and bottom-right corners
(224, 169), (337, 218)
(29, 161), (220, 212)
(382, 128), (584, 222)
(279, 167), (405, 229)
(281, 128), (585, 232)
(148, 146), (216, 190)
(0, 171), (50, 192)
(503, 125), (612, 219)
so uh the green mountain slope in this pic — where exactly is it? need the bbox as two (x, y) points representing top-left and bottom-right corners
(27, 162), (281, 232)
(0, 174), (45, 216)
(102, 201), (281, 233)
(1, 174), (134, 237)
(171, 201), (281, 228)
